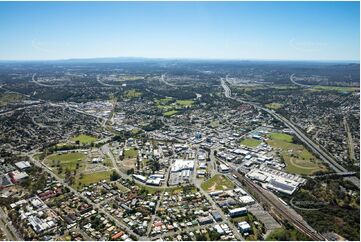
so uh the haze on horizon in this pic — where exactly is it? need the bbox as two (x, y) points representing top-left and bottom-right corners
(0, 1), (359, 61)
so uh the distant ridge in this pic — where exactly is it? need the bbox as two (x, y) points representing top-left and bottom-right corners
(0, 57), (359, 64)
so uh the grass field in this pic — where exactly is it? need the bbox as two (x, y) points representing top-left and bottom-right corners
(176, 99), (194, 107)
(124, 89), (142, 98)
(124, 147), (137, 159)
(0, 93), (23, 106)
(201, 174), (235, 192)
(312, 85), (359, 92)
(241, 138), (262, 148)
(45, 152), (87, 178)
(71, 134), (97, 144)
(265, 102), (283, 110)
(267, 132), (293, 142)
(163, 110), (179, 117)
(131, 128), (142, 135)
(265, 227), (310, 241)
(267, 133), (327, 175)
(157, 97), (173, 104)
(76, 170), (113, 188)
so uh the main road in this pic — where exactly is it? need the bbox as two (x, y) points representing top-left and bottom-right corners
(26, 153), (140, 240)
(221, 77), (360, 188)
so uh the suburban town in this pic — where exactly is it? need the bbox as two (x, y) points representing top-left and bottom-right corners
(0, 59), (359, 241)
(0, 1), (360, 241)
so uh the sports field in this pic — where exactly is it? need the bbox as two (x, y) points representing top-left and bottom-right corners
(71, 134), (97, 144)
(267, 132), (293, 142)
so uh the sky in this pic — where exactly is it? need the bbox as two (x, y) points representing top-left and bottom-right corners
(0, 1), (359, 61)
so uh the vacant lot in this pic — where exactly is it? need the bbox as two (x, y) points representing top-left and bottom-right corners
(265, 102), (283, 110)
(0, 92), (23, 106)
(201, 174), (235, 192)
(267, 134), (327, 175)
(76, 170), (113, 188)
(241, 138), (262, 148)
(71, 134), (97, 144)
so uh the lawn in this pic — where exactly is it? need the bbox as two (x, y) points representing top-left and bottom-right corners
(201, 174), (235, 192)
(71, 134), (97, 144)
(124, 147), (138, 159)
(75, 170), (113, 188)
(176, 99), (194, 107)
(267, 134), (327, 175)
(163, 110), (179, 117)
(241, 138), (262, 148)
(265, 102), (283, 110)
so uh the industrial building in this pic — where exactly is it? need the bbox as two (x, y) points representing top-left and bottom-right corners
(229, 207), (247, 217)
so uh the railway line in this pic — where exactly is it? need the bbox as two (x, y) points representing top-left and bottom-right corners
(231, 170), (326, 241)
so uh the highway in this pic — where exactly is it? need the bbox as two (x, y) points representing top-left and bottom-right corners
(289, 74), (311, 88)
(31, 73), (63, 87)
(221, 77), (360, 188)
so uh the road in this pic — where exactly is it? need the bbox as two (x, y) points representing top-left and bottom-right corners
(0, 207), (22, 241)
(96, 75), (123, 87)
(160, 74), (192, 87)
(194, 182), (244, 241)
(27, 153), (140, 240)
(221, 78), (231, 98)
(150, 223), (215, 240)
(221, 77), (360, 188)
(289, 74), (311, 88)
(31, 73), (63, 87)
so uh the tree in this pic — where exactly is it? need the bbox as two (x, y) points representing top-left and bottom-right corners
(110, 171), (120, 181)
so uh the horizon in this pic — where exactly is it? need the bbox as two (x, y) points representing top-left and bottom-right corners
(0, 1), (360, 61)
(0, 56), (359, 64)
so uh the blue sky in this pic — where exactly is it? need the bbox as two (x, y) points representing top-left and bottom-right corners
(0, 1), (359, 61)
